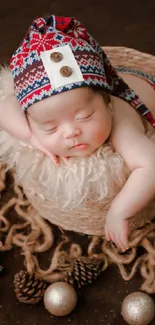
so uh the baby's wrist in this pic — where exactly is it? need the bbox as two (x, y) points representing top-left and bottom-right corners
(107, 202), (127, 221)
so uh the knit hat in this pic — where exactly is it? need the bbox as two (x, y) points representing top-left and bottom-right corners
(9, 15), (127, 111)
(9, 15), (155, 127)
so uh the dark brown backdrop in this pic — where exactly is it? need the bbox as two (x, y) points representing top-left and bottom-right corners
(0, 1), (155, 324)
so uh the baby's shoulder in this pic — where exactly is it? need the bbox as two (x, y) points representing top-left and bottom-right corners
(110, 108), (143, 155)
(110, 104), (155, 170)
(111, 93), (145, 137)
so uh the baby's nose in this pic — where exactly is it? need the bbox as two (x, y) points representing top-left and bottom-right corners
(63, 125), (81, 139)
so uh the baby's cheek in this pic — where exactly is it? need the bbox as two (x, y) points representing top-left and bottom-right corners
(92, 128), (106, 145)
(42, 137), (63, 155)
(43, 139), (57, 152)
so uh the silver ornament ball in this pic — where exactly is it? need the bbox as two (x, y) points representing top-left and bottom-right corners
(43, 282), (78, 316)
(121, 291), (155, 325)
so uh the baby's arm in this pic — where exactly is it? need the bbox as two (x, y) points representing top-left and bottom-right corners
(0, 95), (31, 141)
(105, 123), (155, 251)
(0, 96), (59, 164)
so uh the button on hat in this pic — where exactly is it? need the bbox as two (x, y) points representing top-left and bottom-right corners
(60, 66), (73, 77)
(50, 52), (63, 62)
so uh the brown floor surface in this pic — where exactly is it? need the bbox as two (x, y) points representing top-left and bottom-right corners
(1, 1), (155, 324)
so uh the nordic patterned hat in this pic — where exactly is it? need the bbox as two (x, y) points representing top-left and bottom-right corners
(10, 14), (155, 125)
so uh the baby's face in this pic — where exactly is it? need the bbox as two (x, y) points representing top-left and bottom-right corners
(27, 87), (112, 158)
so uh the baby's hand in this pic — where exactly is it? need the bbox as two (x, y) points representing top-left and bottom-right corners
(105, 213), (129, 252)
(30, 134), (59, 166)
(0, 99), (60, 166)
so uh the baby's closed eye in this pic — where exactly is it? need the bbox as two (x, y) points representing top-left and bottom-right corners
(76, 111), (94, 120)
(40, 123), (58, 134)
(43, 126), (58, 134)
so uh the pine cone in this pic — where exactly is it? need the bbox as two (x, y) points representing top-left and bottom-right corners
(14, 270), (47, 304)
(64, 257), (102, 289)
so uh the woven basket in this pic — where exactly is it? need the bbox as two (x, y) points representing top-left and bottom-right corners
(0, 46), (155, 236)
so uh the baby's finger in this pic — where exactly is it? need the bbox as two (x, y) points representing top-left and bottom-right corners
(109, 231), (117, 245)
(120, 232), (129, 251)
(61, 157), (70, 164)
(118, 237), (128, 252)
(104, 225), (111, 241)
(113, 233), (126, 252)
(38, 144), (59, 166)
(45, 150), (59, 165)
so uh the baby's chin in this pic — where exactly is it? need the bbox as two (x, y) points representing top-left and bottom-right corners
(61, 146), (99, 158)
